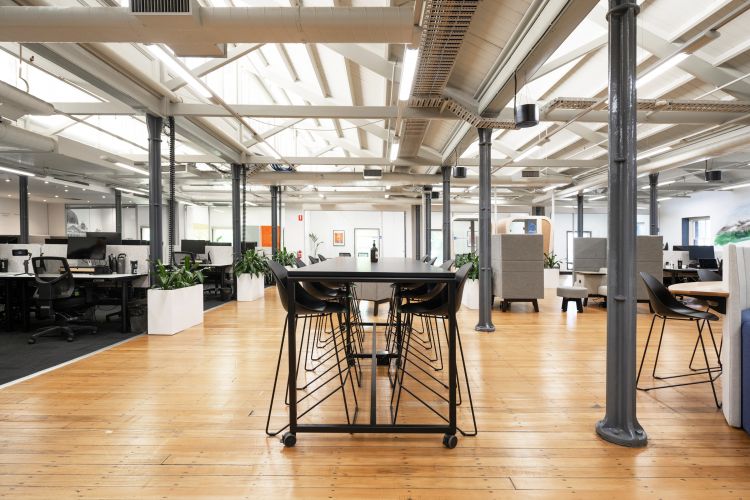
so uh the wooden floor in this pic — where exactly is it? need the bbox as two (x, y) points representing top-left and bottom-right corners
(0, 288), (749, 499)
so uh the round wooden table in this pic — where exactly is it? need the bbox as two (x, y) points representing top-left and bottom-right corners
(668, 281), (729, 298)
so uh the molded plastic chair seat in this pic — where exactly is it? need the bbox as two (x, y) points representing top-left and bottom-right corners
(267, 260), (344, 315)
(398, 263), (471, 317)
(641, 272), (719, 321)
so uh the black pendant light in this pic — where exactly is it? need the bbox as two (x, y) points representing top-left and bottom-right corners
(513, 71), (539, 128)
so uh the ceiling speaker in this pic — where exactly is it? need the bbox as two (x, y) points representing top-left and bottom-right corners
(515, 103), (539, 128)
(705, 170), (722, 182)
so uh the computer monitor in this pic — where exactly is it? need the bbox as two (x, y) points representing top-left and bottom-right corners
(45, 238), (68, 244)
(0, 235), (19, 244)
(181, 239), (207, 254)
(67, 236), (107, 260)
(241, 241), (257, 252)
(689, 245), (715, 261)
(673, 245), (689, 251)
(86, 232), (122, 245)
(121, 239), (148, 246)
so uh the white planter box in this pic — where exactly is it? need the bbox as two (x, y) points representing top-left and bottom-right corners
(462, 279), (479, 310)
(544, 268), (560, 289)
(237, 274), (265, 302)
(147, 284), (204, 335)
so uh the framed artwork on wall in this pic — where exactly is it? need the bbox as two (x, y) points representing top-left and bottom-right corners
(332, 230), (345, 246)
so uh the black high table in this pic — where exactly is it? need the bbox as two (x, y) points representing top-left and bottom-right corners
(284, 257), (459, 448)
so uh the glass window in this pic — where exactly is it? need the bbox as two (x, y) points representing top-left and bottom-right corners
(689, 217), (711, 246)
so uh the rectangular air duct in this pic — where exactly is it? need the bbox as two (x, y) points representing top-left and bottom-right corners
(363, 168), (383, 179)
(130, 0), (191, 14)
(522, 170), (541, 178)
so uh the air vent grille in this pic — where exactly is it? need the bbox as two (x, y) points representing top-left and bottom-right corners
(130, 0), (191, 14)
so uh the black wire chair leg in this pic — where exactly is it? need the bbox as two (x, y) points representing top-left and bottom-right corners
(265, 315), (288, 437)
(636, 314), (657, 388)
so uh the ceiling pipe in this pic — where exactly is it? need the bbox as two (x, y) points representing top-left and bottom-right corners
(0, 80), (55, 118)
(0, 7), (416, 45)
(0, 121), (56, 152)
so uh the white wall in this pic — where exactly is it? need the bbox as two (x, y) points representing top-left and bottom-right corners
(659, 186), (750, 255)
(0, 199), (50, 236)
(303, 210), (406, 259)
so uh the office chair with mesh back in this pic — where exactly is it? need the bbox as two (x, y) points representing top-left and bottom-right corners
(28, 257), (97, 344)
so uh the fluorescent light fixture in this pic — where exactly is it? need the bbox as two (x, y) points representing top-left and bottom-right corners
(637, 52), (689, 88)
(658, 180), (675, 187)
(657, 197), (672, 201)
(513, 145), (542, 163)
(541, 183), (563, 192)
(114, 162), (149, 176)
(589, 195), (606, 201)
(637, 146), (671, 160)
(398, 48), (419, 101)
(720, 181), (750, 191)
(146, 45), (212, 98)
(389, 141), (400, 162)
(0, 166), (35, 177)
(115, 187), (148, 195)
(243, 201), (258, 207)
(195, 163), (214, 172)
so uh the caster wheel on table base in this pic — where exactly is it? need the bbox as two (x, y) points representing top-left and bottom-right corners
(442, 433), (458, 449)
(281, 432), (296, 447)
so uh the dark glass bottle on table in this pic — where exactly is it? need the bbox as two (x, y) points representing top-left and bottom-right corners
(370, 240), (379, 263)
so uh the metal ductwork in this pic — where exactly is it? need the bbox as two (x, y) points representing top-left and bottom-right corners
(0, 121), (57, 152)
(0, 6), (417, 57)
(0, 81), (55, 120)
(399, 0), (480, 157)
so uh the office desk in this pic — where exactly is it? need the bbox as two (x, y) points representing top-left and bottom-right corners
(0, 273), (147, 333)
(197, 263), (232, 291)
(286, 257), (458, 446)
(663, 267), (719, 284)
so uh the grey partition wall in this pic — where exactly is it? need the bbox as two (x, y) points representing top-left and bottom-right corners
(636, 235), (663, 301)
(491, 234), (544, 312)
(573, 237), (607, 273)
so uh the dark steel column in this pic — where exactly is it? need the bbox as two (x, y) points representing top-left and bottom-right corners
(577, 193), (584, 237)
(414, 204), (421, 258)
(596, 0), (647, 447)
(270, 186), (278, 256)
(649, 173), (659, 235)
(442, 167), (451, 262)
(423, 186), (432, 259)
(231, 164), (242, 264)
(475, 127), (495, 332)
(18, 176), (29, 244)
(278, 186), (283, 250)
(146, 113), (163, 279)
(114, 189), (122, 235)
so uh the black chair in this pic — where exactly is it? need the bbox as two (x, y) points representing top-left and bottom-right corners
(172, 251), (194, 267)
(392, 263), (477, 436)
(429, 257), (437, 265)
(318, 254), (327, 262)
(698, 269), (721, 282)
(265, 260), (359, 442)
(637, 272), (722, 408)
(28, 257), (96, 344)
(421, 255), (431, 263)
(309, 256), (319, 264)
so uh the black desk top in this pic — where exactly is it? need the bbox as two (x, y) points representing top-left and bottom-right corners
(287, 257), (454, 283)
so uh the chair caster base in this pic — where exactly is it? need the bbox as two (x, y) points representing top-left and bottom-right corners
(281, 432), (297, 447)
(442, 433), (458, 449)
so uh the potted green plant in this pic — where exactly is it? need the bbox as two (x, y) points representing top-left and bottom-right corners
(455, 252), (479, 309)
(543, 251), (561, 288)
(308, 233), (323, 258)
(234, 248), (267, 301)
(273, 247), (297, 269)
(147, 257), (205, 335)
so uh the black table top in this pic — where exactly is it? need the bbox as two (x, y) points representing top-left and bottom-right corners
(287, 257), (454, 283)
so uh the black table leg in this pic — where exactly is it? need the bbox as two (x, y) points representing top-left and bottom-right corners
(284, 280), (298, 446)
(448, 280), (457, 438)
(20, 280), (30, 331)
(4, 280), (11, 331)
(120, 280), (129, 333)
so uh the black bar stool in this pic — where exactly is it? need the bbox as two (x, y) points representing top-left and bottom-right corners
(265, 260), (359, 437)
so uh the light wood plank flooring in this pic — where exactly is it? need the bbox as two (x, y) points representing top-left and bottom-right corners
(0, 288), (748, 499)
